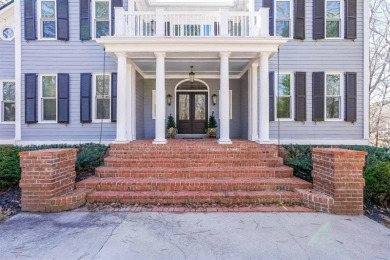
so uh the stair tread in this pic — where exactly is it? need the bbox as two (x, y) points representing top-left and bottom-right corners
(96, 165), (292, 171)
(104, 157), (281, 161)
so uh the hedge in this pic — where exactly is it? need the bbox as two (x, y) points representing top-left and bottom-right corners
(0, 143), (108, 190)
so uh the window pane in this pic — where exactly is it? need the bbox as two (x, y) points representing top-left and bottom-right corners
(276, 21), (290, 37)
(3, 102), (15, 122)
(43, 99), (56, 121)
(95, 1), (109, 19)
(3, 82), (15, 101)
(278, 74), (291, 96)
(2, 28), (14, 39)
(41, 1), (56, 18)
(326, 74), (340, 95)
(326, 1), (340, 19)
(194, 94), (206, 120)
(277, 97), (290, 118)
(96, 21), (110, 38)
(43, 21), (56, 38)
(96, 75), (110, 96)
(276, 1), (291, 19)
(42, 76), (56, 97)
(326, 21), (340, 37)
(96, 98), (110, 119)
(326, 97), (340, 118)
(179, 94), (190, 120)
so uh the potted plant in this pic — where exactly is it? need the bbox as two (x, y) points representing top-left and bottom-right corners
(208, 111), (218, 138)
(167, 114), (177, 139)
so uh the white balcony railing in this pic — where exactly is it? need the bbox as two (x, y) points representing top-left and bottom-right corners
(115, 8), (269, 37)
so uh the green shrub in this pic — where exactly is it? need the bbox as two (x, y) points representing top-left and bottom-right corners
(0, 143), (108, 189)
(364, 162), (390, 208)
(0, 146), (22, 189)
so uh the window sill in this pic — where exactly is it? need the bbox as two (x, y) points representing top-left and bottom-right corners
(324, 119), (344, 122)
(38, 121), (57, 124)
(92, 120), (112, 123)
(275, 118), (294, 122)
(0, 121), (15, 125)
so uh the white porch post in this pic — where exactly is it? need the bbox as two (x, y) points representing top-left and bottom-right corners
(153, 52), (167, 144)
(125, 63), (133, 141)
(257, 52), (271, 143)
(250, 61), (259, 141)
(218, 52), (232, 144)
(115, 53), (128, 143)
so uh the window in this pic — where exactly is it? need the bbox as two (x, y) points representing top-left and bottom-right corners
(276, 73), (293, 119)
(40, 75), (57, 121)
(275, 0), (292, 37)
(325, 73), (343, 119)
(39, 0), (57, 39)
(1, 27), (14, 41)
(93, 0), (110, 38)
(94, 74), (111, 121)
(1, 81), (15, 122)
(325, 0), (342, 38)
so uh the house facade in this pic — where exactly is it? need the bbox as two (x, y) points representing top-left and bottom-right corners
(0, 0), (369, 145)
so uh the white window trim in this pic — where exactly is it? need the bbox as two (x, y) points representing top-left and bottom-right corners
(274, 0), (294, 39)
(0, 80), (16, 124)
(152, 89), (156, 119)
(92, 0), (111, 40)
(275, 72), (294, 121)
(38, 74), (58, 123)
(0, 27), (15, 41)
(229, 89), (232, 120)
(324, 72), (344, 121)
(324, 0), (344, 39)
(92, 73), (111, 123)
(37, 0), (57, 40)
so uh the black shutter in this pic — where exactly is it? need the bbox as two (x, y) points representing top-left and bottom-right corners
(345, 0), (357, 40)
(295, 72), (306, 121)
(312, 72), (325, 121)
(269, 71), (275, 121)
(111, 73), (117, 122)
(56, 0), (69, 41)
(24, 0), (37, 40)
(111, 0), (123, 36)
(214, 22), (220, 36)
(80, 0), (91, 40)
(165, 21), (171, 36)
(294, 0), (305, 40)
(80, 73), (92, 123)
(263, 0), (274, 36)
(313, 0), (325, 40)
(345, 72), (357, 122)
(25, 74), (37, 124)
(58, 74), (70, 123)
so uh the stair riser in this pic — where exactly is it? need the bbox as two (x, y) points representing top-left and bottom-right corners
(96, 170), (293, 179)
(78, 182), (311, 192)
(86, 195), (301, 205)
(108, 151), (278, 159)
(104, 160), (283, 168)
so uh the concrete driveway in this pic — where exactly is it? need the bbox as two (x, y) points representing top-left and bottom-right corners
(0, 212), (389, 260)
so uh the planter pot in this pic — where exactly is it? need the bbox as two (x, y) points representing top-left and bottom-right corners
(208, 128), (217, 138)
(167, 127), (177, 139)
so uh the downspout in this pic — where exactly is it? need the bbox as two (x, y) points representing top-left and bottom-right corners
(14, 0), (21, 143)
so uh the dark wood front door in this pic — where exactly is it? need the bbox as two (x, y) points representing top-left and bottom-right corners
(176, 92), (208, 134)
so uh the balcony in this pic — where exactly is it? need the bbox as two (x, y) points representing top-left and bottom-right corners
(114, 8), (270, 38)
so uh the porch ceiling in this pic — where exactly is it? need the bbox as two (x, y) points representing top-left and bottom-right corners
(131, 58), (252, 78)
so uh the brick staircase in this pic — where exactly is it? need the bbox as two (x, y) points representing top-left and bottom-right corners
(76, 140), (313, 208)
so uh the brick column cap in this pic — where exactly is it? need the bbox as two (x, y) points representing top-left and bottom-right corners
(19, 148), (78, 157)
(311, 148), (367, 157)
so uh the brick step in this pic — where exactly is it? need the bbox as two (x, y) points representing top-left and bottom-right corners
(86, 190), (302, 205)
(76, 177), (312, 192)
(103, 157), (284, 168)
(108, 150), (278, 159)
(95, 166), (293, 179)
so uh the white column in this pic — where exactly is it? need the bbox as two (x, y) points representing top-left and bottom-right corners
(131, 67), (137, 140)
(115, 53), (128, 143)
(125, 63), (133, 141)
(218, 52), (232, 144)
(153, 52), (167, 144)
(257, 52), (271, 143)
(251, 61), (259, 141)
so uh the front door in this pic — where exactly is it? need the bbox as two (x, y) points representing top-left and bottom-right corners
(177, 92), (208, 134)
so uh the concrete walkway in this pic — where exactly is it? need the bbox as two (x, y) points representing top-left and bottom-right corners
(0, 212), (389, 260)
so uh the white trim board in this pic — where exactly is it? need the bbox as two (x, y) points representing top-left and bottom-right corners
(271, 139), (370, 145)
(14, 140), (115, 146)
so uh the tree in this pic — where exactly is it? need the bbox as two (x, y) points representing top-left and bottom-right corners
(369, 0), (390, 146)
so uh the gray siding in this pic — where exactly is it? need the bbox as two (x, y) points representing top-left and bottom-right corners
(136, 72), (144, 139)
(240, 72), (249, 139)
(20, 0), (128, 141)
(143, 79), (155, 139)
(0, 38), (15, 140)
(256, 0), (365, 141)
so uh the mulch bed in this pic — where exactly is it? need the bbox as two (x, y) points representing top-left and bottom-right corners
(0, 187), (21, 222)
(364, 201), (390, 228)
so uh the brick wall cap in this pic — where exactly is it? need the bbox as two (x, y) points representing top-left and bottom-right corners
(311, 148), (367, 156)
(19, 148), (78, 157)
